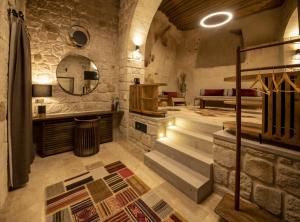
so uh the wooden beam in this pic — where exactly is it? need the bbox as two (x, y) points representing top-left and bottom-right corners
(159, 0), (284, 30)
(224, 72), (300, 82)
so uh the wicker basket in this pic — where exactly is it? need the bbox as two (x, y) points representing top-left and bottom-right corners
(74, 117), (100, 157)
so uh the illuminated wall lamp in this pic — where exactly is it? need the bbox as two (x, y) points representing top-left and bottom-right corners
(32, 84), (52, 117)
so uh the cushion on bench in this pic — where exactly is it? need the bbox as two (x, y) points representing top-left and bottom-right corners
(163, 91), (178, 97)
(204, 89), (224, 96)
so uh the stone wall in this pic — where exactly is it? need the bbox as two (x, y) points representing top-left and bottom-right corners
(176, 6), (285, 104)
(213, 130), (300, 222)
(118, 0), (162, 137)
(0, 0), (10, 209)
(118, 0), (139, 137)
(144, 11), (182, 92)
(128, 113), (173, 151)
(26, 0), (120, 114)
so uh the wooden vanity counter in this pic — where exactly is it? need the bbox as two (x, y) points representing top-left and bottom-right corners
(33, 111), (123, 157)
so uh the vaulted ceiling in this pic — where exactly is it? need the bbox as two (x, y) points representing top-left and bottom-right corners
(159, 0), (285, 31)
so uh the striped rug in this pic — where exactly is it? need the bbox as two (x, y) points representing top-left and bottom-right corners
(45, 161), (187, 222)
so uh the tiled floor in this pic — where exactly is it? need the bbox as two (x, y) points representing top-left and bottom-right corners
(0, 141), (222, 222)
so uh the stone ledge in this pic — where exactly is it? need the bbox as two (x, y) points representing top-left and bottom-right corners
(129, 112), (173, 123)
(213, 130), (300, 161)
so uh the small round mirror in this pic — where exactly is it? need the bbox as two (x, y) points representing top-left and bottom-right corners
(73, 31), (88, 47)
(69, 26), (90, 48)
(56, 55), (99, 96)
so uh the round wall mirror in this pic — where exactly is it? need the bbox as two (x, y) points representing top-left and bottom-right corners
(56, 55), (99, 96)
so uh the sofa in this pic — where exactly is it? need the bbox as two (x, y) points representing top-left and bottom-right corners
(194, 89), (262, 109)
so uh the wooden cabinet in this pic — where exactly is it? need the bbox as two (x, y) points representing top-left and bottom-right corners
(33, 111), (116, 157)
(129, 84), (167, 117)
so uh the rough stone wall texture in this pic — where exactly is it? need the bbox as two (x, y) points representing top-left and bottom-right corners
(213, 136), (300, 221)
(118, 0), (162, 137)
(128, 113), (172, 151)
(144, 11), (182, 92)
(176, 7), (285, 104)
(0, 0), (10, 209)
(26, 0), (120, 114)
(136, 2), (296, 105)
(118, 0), (139, 137)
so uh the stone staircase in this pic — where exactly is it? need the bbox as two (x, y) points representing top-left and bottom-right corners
(144, 116), (222, 203)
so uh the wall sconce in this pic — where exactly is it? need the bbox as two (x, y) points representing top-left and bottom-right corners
(133, 35), (143, 46)
(32, 84), (52, 117)
(34, 73), (53, 85)
(131, 34), (143, 61)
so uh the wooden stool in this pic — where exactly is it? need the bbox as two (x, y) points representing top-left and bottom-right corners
(74, 117), (100, 157)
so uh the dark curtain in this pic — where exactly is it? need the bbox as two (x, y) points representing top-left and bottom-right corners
(8, 11), (34, 189)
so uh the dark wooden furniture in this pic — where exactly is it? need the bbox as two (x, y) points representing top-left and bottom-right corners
(216, 37), (300, 218)
(224, 72), (300, 148)
(262, 72), (300, 148)
(130, 84), (167, 117)
(74, 117), (100, 157)
(33, 111), (116, 157)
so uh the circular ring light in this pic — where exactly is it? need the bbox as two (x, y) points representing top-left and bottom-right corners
(200, 11), (233, 28)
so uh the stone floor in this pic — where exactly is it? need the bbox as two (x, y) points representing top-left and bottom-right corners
(0, 141), (223, 222)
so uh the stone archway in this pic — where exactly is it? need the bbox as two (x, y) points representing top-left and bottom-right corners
(119, 0), (163, 135)
(282, 5), (298, 66)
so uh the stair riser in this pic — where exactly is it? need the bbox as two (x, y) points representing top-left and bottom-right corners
(166, 130), (213, 154)
(155, 141), (212, 178)
(175, 118), (221, 135)
(145, 155), (212, 203)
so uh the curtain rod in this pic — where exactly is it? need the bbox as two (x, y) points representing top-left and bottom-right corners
(240, 38), (300, 52)
(241, 63), (300, 72)
(8, 8), (24, 20)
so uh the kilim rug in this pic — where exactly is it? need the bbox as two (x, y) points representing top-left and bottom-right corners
(45, 161), (187, 222)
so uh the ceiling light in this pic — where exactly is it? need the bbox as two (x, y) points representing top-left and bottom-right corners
(200, 11), (233, 28)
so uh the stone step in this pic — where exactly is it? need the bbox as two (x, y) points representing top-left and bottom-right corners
(175, 116), (222, 136)
(155, 137), (213, 178)
(144, 150), (212, 203)
(166, 126), (213, 154)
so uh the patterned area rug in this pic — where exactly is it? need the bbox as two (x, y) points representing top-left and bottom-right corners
(45, 161), (187, 222)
